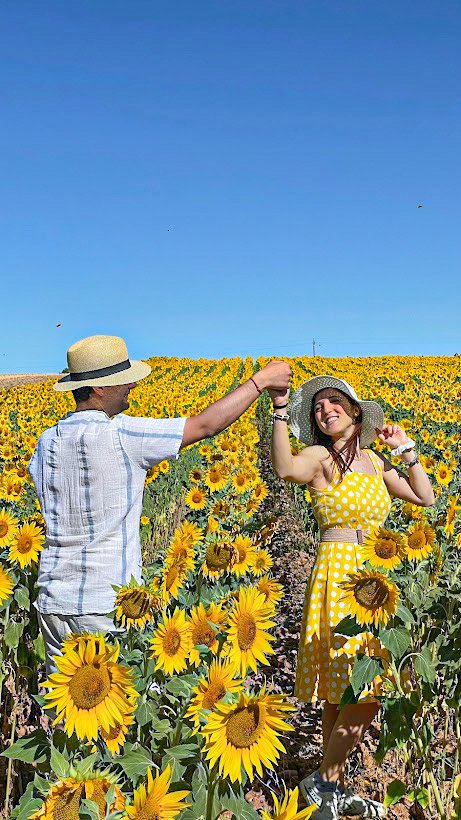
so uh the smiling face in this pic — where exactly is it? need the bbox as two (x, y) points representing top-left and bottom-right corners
(313, 387), (361, 441)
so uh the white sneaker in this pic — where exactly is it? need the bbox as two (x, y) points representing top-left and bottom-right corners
(339, 787), (387, 818)
(299, 770), (341, 820)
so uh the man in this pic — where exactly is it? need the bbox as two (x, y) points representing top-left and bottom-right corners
(29, 334), (291, 674)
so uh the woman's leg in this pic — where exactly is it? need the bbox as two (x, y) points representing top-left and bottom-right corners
(322, 700), (340, 750)
(319, 701), (380, 785)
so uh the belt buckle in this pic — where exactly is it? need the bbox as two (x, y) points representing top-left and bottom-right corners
(356, 528), (364, 545)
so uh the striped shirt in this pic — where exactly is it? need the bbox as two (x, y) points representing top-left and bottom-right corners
(28, 410), (186, 615)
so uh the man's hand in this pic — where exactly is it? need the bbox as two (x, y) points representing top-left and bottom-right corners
(255, 361), (291, 392)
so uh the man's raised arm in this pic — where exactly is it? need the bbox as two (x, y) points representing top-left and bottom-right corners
(180, 361), (291, 448)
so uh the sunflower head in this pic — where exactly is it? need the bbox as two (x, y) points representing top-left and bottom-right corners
(123, 764), (190, 819)
(339, 569), (399, 628)
(114, 585), (156, 629)
(261, 786), (316, 819)
(0, 563), (14, 605)
(203, 541), (237, 578)
(361, 527), (407, 570)
(406, 522), (436, 561)
(8, 522), (44, 568)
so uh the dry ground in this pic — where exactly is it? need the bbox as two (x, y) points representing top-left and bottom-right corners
(0, 374), (58, 389)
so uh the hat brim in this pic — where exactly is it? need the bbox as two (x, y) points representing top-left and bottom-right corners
(53, 360), (152, 391)
(289, 375), (384, 448)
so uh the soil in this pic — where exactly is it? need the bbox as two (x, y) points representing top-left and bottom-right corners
(0, 374), (58, 389)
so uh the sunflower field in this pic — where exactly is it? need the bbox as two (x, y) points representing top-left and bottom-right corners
(0, 355), (460, 819)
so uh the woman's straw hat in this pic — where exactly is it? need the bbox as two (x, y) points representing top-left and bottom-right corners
(289, 375), (384, 447)
(53, 335), (152, 392)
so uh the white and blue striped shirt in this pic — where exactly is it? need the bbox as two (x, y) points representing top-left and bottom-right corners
(28, 410), (186, 615)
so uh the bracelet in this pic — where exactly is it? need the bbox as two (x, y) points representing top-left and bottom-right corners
(405, 453), (419, 468)
(272, 402), (288, 409)
(272, 413), (289, 422)
(390, 438), (416, 457)
(249, 376), (262, 395)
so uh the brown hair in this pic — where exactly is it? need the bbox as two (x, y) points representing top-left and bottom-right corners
(310, 389), (362, 481)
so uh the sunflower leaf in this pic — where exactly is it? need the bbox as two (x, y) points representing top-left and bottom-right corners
(333, 615), (366, 637)
(118, 743), (154, 784)
(14, 584), (29, 610)
(396, 602), (415, 626)
(414, 647), (436, 684)
(79, 798), (100, 820)
(384, 778), (407, 807)
(4, 620), (24, 650)
(350, 655), (383, 695)
(1, 728), (49, 764)
(379, 627), (412, 658)
(50, 744), (70, 778)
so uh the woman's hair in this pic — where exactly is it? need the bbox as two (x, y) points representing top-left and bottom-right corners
(310, 389), (362, 481)
(72, 385), (94, 403)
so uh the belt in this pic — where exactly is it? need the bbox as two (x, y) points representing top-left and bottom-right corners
(320, 527), (368, 545)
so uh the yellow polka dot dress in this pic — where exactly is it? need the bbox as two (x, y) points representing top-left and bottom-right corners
(295, 449), (392, 704)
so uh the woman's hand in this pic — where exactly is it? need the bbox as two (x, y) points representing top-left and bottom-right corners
(375, 424), (412, 450)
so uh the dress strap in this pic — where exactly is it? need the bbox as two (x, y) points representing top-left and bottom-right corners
(366, 448), (383, 473)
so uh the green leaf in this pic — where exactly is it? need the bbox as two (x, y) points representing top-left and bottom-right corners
(350, 656), (383, 696)
(50, 744), (70, 778)
(105, 784), (116, 807)
(414, 647), (436, 684)
(118, 743), (153, 784)
(33, 633), (46, 662)
(339, 685), (359, 707)
(408, 786), (429, 807)
(165, 677), (192, 698)
(4, 620), (24, 650)
(333, 615), (367, 637)
(379, 627), (412, 658)
(14, 584), (30, 610)
(1, 728), (49, 764)
(34, 772), (52, 796)
(79, 798), (100, 819)
(220, 791), (260, 819)
(384, 779), (407, 807)
(77, 752), (99, 777)
(9, 782), (43, 820)
(396, 602), (415, 626)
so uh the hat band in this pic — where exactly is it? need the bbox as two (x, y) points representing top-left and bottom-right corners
(69, 359), (131, 381)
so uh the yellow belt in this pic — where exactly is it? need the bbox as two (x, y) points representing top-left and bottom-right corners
(320, 527), (368, 545)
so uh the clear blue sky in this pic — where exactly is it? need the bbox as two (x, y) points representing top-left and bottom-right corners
(2, 1), (460, 372)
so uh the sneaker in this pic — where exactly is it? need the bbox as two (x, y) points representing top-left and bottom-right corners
(299, 770), (341, 819)
(339, 787), (387, 818)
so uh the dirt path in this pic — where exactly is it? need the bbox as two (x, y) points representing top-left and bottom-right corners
(0, 374), (58, 389)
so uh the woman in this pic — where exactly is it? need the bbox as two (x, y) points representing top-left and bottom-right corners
(269, 375), (434, 820)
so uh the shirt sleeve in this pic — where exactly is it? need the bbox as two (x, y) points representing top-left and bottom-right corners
(117, 415), (187, 471)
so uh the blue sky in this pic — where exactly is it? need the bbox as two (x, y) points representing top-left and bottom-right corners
(2, 1), (460, 372)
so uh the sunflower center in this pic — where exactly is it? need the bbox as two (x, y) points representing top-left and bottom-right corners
(192, 623), (215, 647)
(202, 681), (226, 709)
(142, 798), (161, 820)
(408, 531), (425, 549)
(53, 783), (84, 820)
(0, 523), (9, 537)
(375, 538), (398, 559)
(68, 663), (111, 709)
(17, 537), (33, 554)
(354, 578), (389, 610)
(163, 628), (181, 656)
(237, 614), (257, 650)
(226, 704), (262, 748)
(121, 591), (151, 619)
(206, 543), (233, 570)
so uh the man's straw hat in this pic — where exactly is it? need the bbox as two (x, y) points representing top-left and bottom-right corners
(53, 335), (151, 392)
(289, 375), (384, 447)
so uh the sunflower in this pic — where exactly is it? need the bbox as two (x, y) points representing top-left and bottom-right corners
(212, 500), (231, 520)
(252, 482), (269, 503)
(261, 787), (316, 820)
(406, 522), (436, 561)
(339, 569), (399, 628)
(8, 522), (44, 568)
(232, 470), (250, 493)
(177, 520), (203, 546)
(361, 527), (407, 570)
(205, 465), (228, 492)
(435, 463), (453, 486)
(188, 603), (222, 666)
(226, 586), (275, 676)
(0, 563), (14, 605)
(32, 771), (125, 819)
(0, 509), (18, 546)
(202, 689), (294, 783)
(100, 711), (135, 755)
(231, 535), (257, 577)
(402, 502), (423, 521)
(160, 559), (188, 603)
(123, 764), (189, 819)
(114, 585), (156, 629)
(202, 541), (237, 578)
(185, 658), (243, 731)
(444, 496), (461, 537)
(150, 608), (191, 676)
(256, 576), (284, 608)
(43, 636), (138, 741)
(251, 548), (274, 576)
(207, 515), (219, 533)
(189, 467), (203, 483)
(185, 486), (208, 510)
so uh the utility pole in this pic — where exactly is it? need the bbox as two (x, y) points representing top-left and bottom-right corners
(312, 338), (316, 357)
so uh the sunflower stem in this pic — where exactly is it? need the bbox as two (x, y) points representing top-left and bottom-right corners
(4, 709), (17, 816)
(205, 764), (217, 820)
